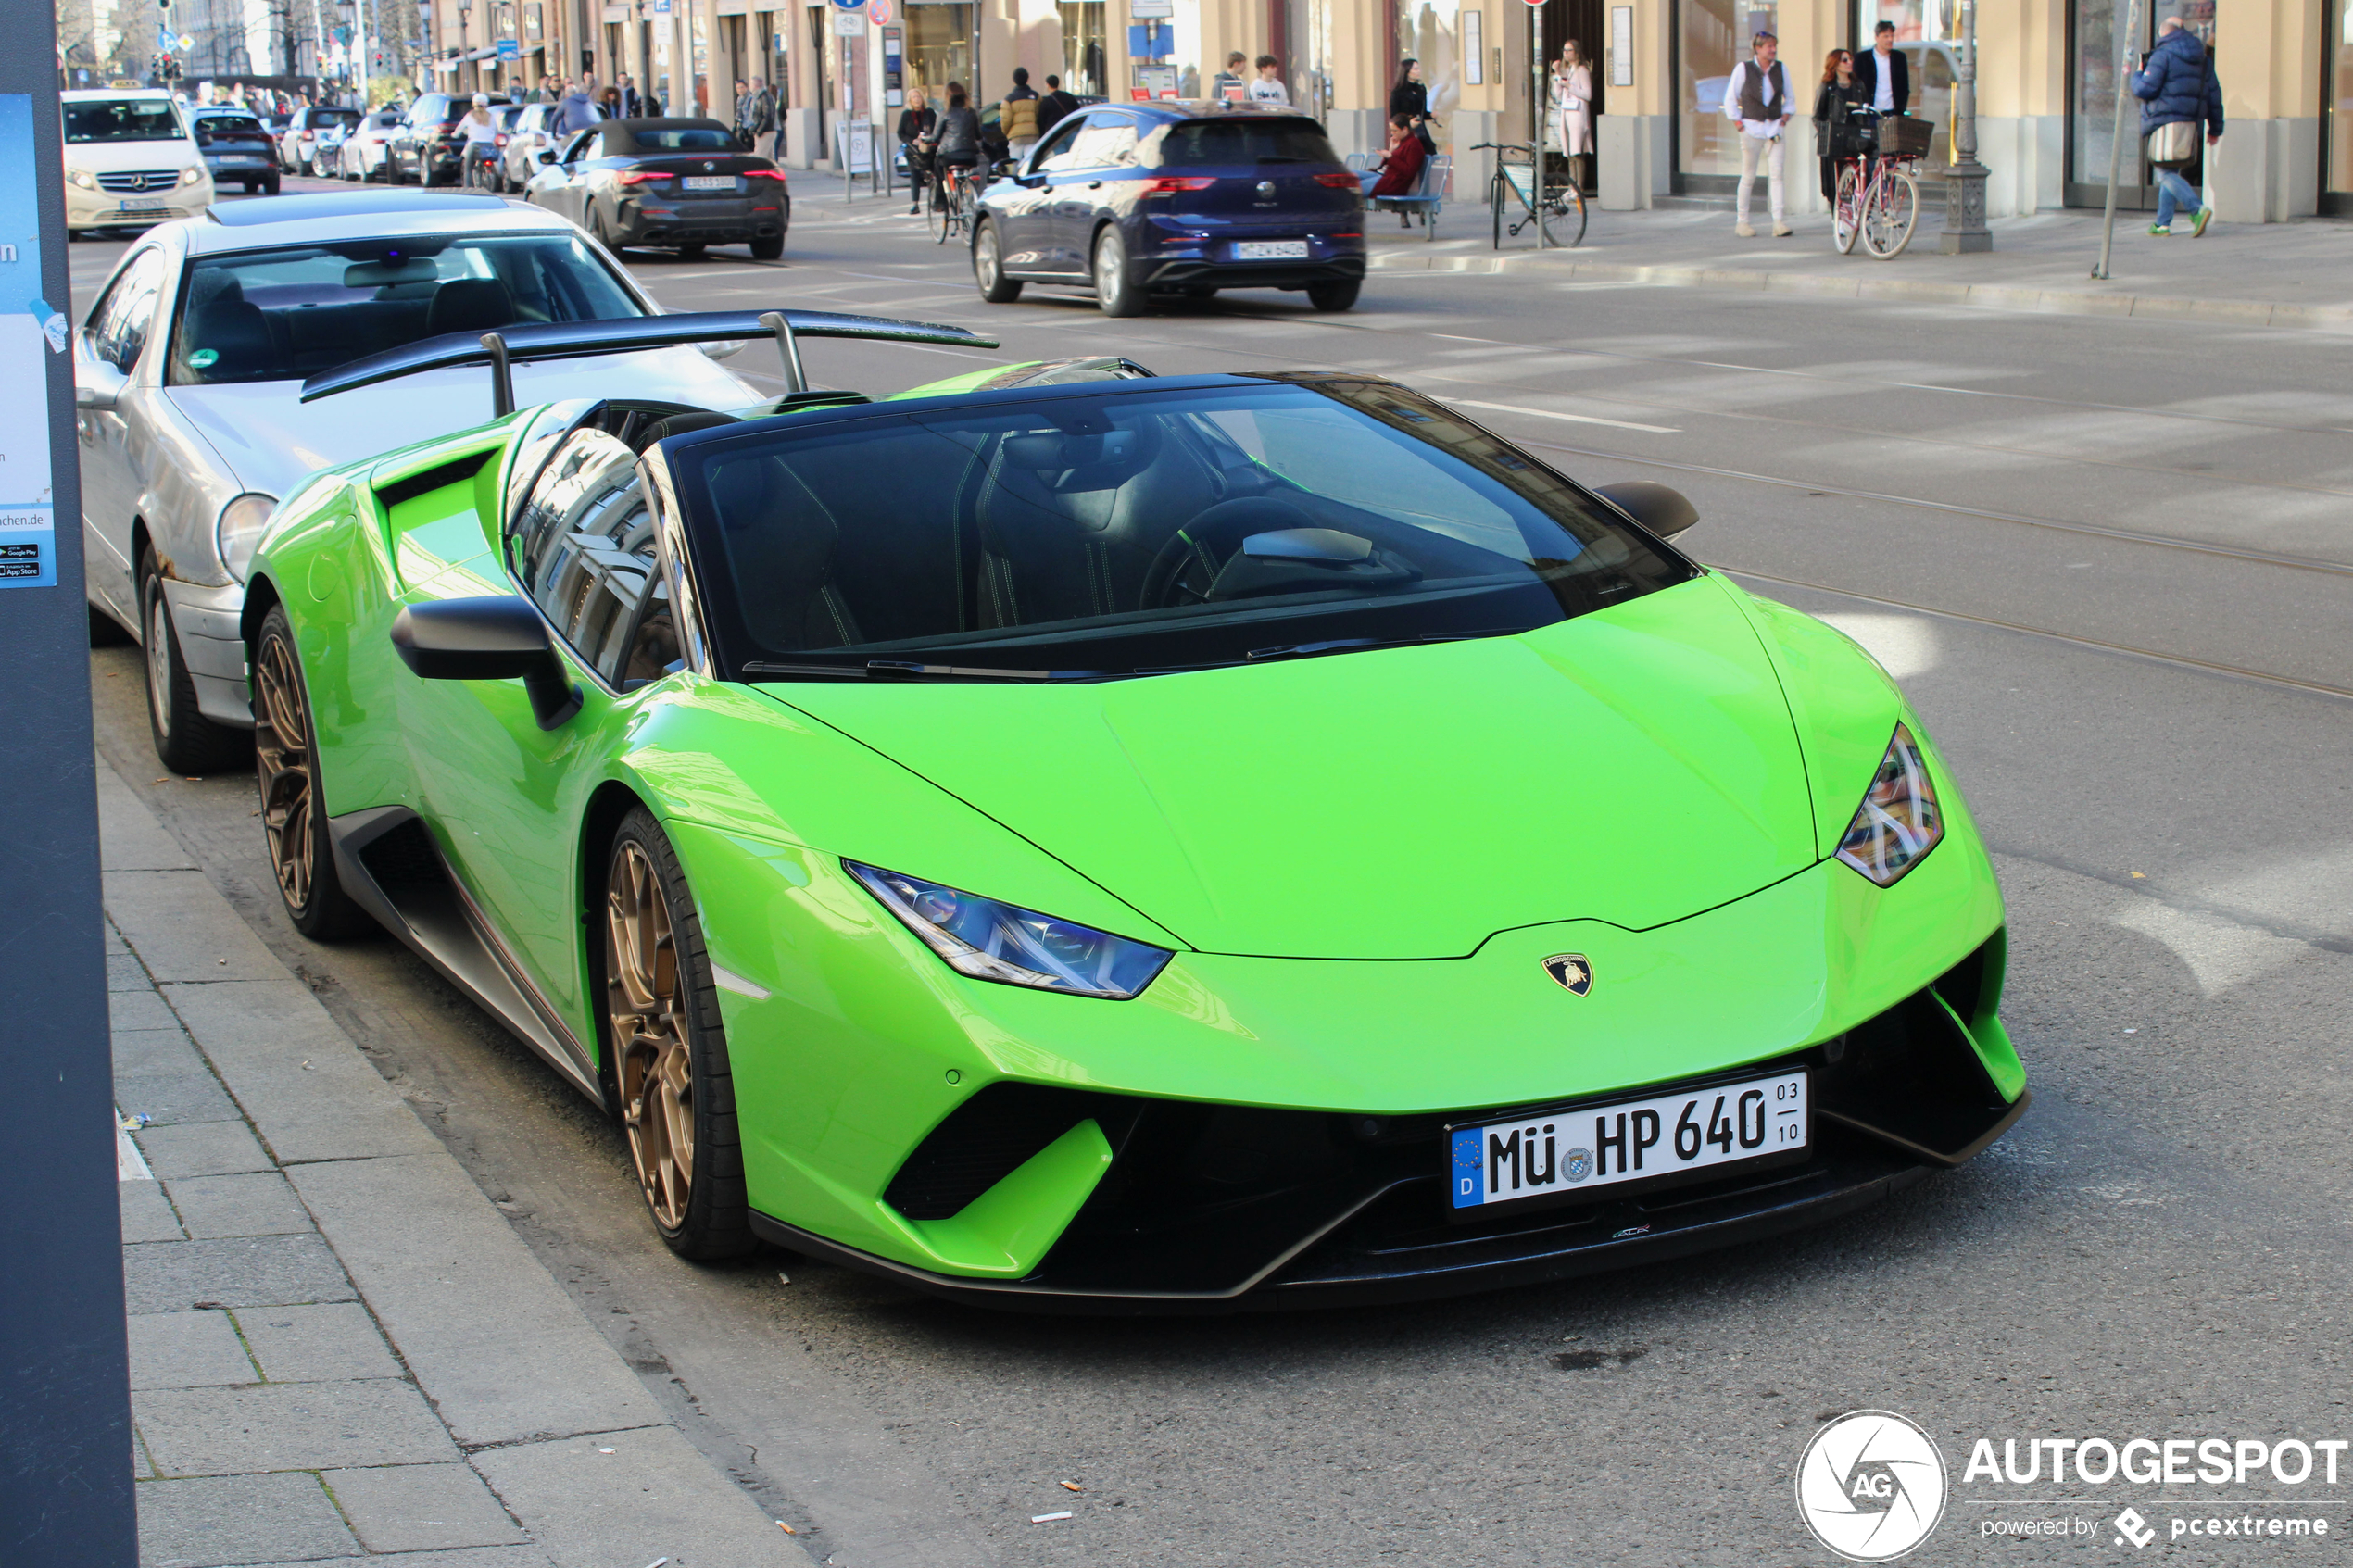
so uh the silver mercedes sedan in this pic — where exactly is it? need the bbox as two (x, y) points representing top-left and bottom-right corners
(76, 190), (765, 771)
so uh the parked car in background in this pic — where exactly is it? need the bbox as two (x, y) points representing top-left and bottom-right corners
(336, 107), (403, 181)
(525, 118), (788, 259)
(279, 104), (363, 175)
(61, 90), (215, 233)
(71, 190), (767, 771)
(190, 107), (283, 194)
(387, 92), (514, 186)
(970, 101), (1365, 315)
(499, 101), (582, 191)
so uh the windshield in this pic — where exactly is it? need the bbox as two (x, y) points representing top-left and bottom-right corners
(673, 380), (1694, 679)
(66, 99), (185, 144)
(630, 126), (741, 150)
(315, 109), (361, 127)
(167, 233), (646, 386)
(1147, 119), (1338, 167)
(195, 115), (265, 136)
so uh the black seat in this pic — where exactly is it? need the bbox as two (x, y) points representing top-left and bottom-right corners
(705, 453), (862, 650)
(423, 278), (516, 336)
(638, 410), (740, 449)
(182, 279), (276, 382)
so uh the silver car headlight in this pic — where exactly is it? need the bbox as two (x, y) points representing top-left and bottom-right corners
(846, 862), (1173, 1000)
(1833, 723), (1944, 887)
(181, 166), (206, 186)
(215, 493), (278, 583)
(69, 169), (97, 190)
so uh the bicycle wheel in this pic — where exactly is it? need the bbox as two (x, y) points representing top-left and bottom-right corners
(1833, 164), (1861, 255)
(1554, 183), (1588, 247)
(1862, 169), (1918, 258)
(928, 180), (951, 244)
(955, 179), (979, 239)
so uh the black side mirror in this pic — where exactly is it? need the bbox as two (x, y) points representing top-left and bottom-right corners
(537, 149), (559, 164)
(390, 596), (581, 729)
(1592, 482), (1700, 542)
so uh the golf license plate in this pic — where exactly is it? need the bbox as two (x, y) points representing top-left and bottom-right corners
(682, 175), (736, 191)
(1449, 1070), (1807, 1210)
(1235, 239), (1308, 259)
(117, 198), (168, 213)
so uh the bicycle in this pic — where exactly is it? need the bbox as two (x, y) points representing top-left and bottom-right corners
(1831, 107), (1920, 259)
(927, 161), (983, 245)
(1471, 142), (1586, 250)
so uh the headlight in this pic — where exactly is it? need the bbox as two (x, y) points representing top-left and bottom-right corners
(181, 166), (206, 186)
(1833, 723), (1944, 886)
(846, 862), (1174, 1000)
(69, 169), (97, 189)
(215, 493), (277, 583)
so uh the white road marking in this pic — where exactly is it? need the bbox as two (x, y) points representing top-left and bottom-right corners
(1441, 397), (1681, 434)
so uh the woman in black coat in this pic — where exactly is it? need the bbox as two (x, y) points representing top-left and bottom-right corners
(1390, 59), (1438, 153)
(896, 88), (937, 215)
(1813, 49), (1867, 203)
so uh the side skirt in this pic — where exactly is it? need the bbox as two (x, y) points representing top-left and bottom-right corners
(328, 806), (606, 1106)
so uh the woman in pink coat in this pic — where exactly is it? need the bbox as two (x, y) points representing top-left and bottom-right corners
(1551, 40), (1593, 194)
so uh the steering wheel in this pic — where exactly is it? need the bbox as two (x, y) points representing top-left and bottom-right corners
(1138, 495), (1322, 610)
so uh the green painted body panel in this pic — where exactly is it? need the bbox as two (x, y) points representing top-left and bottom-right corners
(245, 392), (2024, 1286)
(767, 575), (1822, 959)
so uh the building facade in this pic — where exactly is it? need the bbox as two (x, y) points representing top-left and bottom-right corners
(427, 0), (2349, 219)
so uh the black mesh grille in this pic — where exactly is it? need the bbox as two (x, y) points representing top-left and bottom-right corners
(358, 818), (452, 894)
(884, 1083), (1104, 1221)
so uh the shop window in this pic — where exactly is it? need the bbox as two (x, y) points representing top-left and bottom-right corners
(1678, 0), (1776, 181)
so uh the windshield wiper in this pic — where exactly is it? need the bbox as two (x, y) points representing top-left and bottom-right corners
(742, 659), (1109, 682)
(1243, 629), (1530, 663)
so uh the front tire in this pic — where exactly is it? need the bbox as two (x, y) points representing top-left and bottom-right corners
(972, 219), (1023, 302)
(1306, 278), (1360, 311)
(603, 808), (754, 1261)
(252, 605), (371, 940)
(1862, 169), (1919, 258)
(1093, 225), (1143, 317)
(139, 550), (247, 774)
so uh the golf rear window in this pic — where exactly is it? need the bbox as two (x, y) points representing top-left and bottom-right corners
(1148, 119), (1339, 168)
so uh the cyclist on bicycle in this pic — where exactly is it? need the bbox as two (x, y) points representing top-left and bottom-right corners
(931, 86), (982, 208)
(1812, 50), (1865, 204)
(458, 94), (501, 189)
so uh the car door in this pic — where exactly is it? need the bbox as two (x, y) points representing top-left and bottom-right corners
(75, 246), (170, 618)
(397, 423), (680, 1038)
(1050, 113), (1141, 271)
(995, 116), (1084, 272)
(535, 130), (598, 220)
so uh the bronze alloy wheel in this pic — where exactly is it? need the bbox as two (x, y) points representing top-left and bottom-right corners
(252, 629), (316, 911)
(600, 810), (753, 1258)
(609, 837), (696, 1231)
(250, 605), (369, 939)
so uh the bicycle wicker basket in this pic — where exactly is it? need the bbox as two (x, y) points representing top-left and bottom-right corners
(1878, 114), (1933, 157)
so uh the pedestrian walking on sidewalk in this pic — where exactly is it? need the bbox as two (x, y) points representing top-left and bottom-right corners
(2133, 17), (2222, 237)
(1213, 52), (1249, 101)
(1038, 75), (1079, 135)
(1000, 68), (1040, 168)
(1721, 31), (1794, 238)
(898, 88), (937, 214)
(1853, 20), (1909, 116)
(746, 76), (779, 161)
(1813, 49), (1865, 203)
(1390, 58), (1437, 154)
(1250, 56), (1290, 105)
(553, 77), (601, 136)
(1551, 41), (1592, 194)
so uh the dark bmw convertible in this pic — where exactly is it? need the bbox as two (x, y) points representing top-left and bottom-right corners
(525, 118), (789, 260)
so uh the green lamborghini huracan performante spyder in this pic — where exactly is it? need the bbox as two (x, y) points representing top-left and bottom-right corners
(245, 308), (2027, 1311)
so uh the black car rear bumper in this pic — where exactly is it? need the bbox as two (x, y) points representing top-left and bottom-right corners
(615, 197), (789, 247)
(747, 933), (2027, 1313)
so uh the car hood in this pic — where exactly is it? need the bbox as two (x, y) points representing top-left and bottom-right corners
(168, 347), (759, 499)
(763, 575), (1824, 960)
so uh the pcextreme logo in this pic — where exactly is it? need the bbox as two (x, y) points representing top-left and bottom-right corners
(1796, 1410), (1951, 1562)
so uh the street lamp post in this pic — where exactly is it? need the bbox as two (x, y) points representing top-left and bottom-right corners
(1939, 0), (1991, 252)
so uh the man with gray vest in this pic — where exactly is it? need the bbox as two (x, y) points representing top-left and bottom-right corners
(1720, 30), (1793, 238)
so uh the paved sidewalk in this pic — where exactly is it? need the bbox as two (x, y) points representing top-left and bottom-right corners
(1366, 204), (2353, 330)
(102, 766), (802, 1568)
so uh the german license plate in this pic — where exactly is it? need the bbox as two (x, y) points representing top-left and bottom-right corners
(118, 198), (168, 213)
(1449, 1069), (1808, 1210)
(1235, 239), (1308, 259)
(682, 175), (736, 191)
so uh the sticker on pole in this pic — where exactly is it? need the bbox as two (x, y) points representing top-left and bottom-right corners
(0, 97), (57, 590)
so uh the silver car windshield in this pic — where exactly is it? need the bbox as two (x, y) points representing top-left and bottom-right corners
(168, 234), (645, 387)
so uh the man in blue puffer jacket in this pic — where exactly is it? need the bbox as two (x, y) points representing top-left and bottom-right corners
(2133, 17), (2223, 236)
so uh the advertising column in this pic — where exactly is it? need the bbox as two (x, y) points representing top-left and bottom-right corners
(0, 59), (140, 1568)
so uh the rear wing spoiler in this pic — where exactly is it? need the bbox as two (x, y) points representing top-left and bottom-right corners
(298, 309), (1000, 414)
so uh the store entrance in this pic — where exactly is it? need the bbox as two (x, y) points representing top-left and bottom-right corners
(1539, 0), (1606, 192)
(2066, 0), (2212, 210)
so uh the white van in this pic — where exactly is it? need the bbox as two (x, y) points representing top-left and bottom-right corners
(62, 91), (216, 233)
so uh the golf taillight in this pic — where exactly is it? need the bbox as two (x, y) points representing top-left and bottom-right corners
(1141, 176), (1216, 195)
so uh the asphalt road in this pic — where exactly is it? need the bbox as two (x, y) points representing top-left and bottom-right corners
(76, 180), (2353, 1565)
